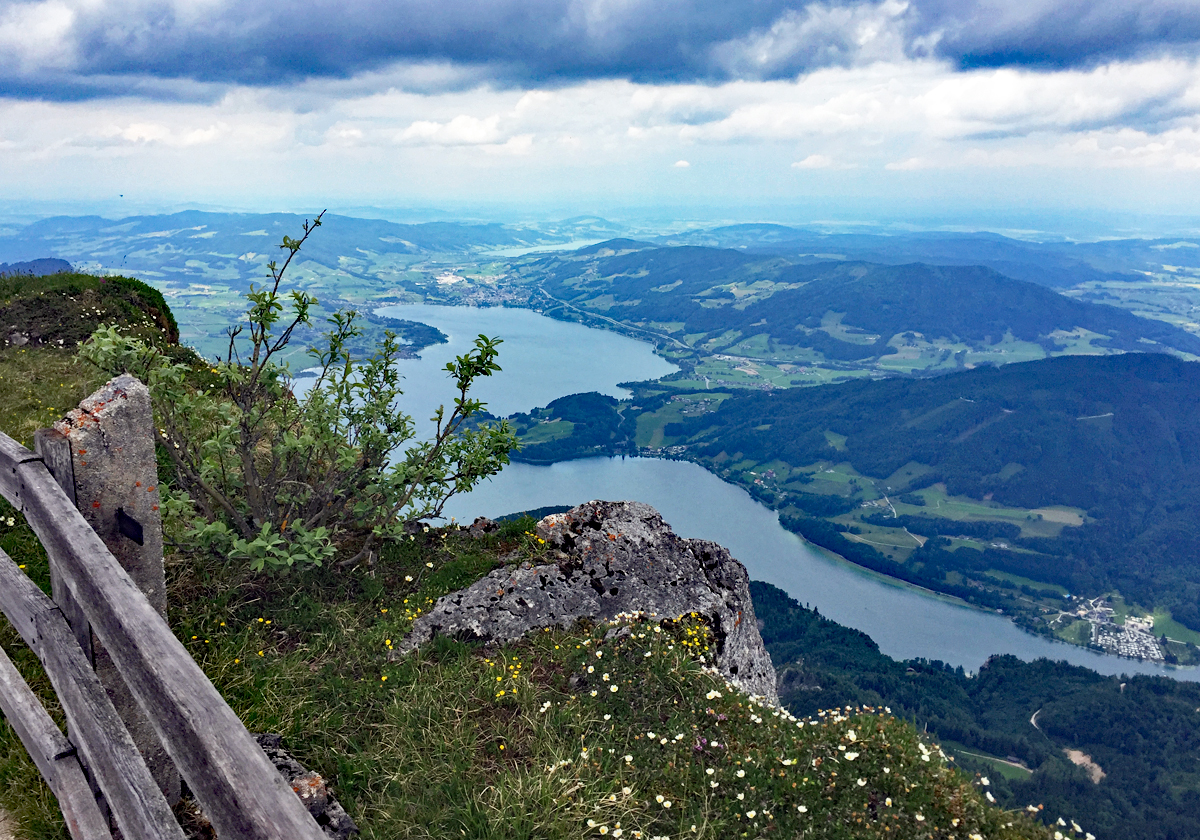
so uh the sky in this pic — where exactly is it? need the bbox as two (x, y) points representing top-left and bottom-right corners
(2, 0), (1200, 233)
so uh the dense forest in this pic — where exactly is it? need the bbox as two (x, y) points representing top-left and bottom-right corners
(523, 244), (1200, 359)
(507, 353), (1200, 630)
(751, 581), (1200, 840)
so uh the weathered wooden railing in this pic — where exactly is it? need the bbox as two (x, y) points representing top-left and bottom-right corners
(0, 379), (326, 839)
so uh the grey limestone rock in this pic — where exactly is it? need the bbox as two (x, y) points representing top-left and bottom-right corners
(254, 734), (358, 839)
(395, 500), (777, 703)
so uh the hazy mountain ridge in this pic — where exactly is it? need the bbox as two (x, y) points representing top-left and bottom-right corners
(520, 241), (1200, 363)
(0, 211), (564, 285)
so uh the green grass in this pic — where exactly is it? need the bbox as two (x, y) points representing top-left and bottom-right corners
(937, 739), (1032, 781)
(520, 419), (575, 445)
(0, 281), (1056, 840)
(1053, 620), (1093, 646)
(981, 571), (1069, 597)
(0, 516), (1054, 839)
(1151, 609), (1200, 645)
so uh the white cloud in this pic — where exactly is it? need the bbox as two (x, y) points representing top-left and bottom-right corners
(0, 0), (76, 71)
(673, 159), (690, 167)
(885, 156), (932, 170)
(2, 50), (1200, 211)
(792, 154), (834, 168)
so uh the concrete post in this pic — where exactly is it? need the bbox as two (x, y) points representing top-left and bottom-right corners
(45, 373), (180, 805)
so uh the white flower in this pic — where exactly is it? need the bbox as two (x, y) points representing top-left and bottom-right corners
(915, 814), (925, 822)
(622, 787), (632, 795)
(844, 752), (858, 761)
(885, 798), (892, 807)
(846, 729), (856, 741)
(746, 810), (756, 819)
(736, 769), (745, 778)
(624, 755), (633, 763)
(705, 768), (714, 775)
(660, 737), (668, 745)
(797, 805), (808, 814)
(986, 792), (995, 803)
(706, 690), (722, 699)
(588, 665), (595, 673)
(656, 795), (664, 804)
(737, 793), (744, 801)
(610, 685), (618, 693)
(662, 800), (672, 809)
(980, 777), (990, 786)
(602, 673), (610, 681)
(857, 778), (866, 787)
(710, 781), (719, 788)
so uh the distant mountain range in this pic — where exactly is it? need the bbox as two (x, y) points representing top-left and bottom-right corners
(0, 212), (569, 286)
(651, 224), (1200, 289)
(520, 241), (1200, 361)
(0, 258), (72, 276)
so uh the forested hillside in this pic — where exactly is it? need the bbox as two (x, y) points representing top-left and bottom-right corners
(507, 353), (1200, 634)
(752, 581), (1200, 840)
(520, 243), (1200, 366)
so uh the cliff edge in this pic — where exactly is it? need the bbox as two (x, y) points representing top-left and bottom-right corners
(394, 500), (778, 703)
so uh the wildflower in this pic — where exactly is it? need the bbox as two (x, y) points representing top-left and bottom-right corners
(915, 814), (925, 822)
(736, 769), (745, 778)
(846, 729), (856, 741)
(857, 779), (866, 787)
(980, 777), (990, 786)
(624, 755), (633, 763)
(885, 798), (892, 807)
(610, 685), (618, 693)
(622, 787), (631, 795)
(844, 752), (858, 761)
(986, 792), (995, 803)
(705, 768), (714, 775)
(737, 793), (744, 801)
(656, 795), (664, 804)
(797, 805), (808, 814)
(746, 810), (756, 819)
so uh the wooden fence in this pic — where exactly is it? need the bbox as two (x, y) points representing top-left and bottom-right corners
(0, 428), (326, 840)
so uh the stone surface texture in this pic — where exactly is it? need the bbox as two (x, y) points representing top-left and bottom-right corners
(396, 500), (777, 703)
(254, 734), (358, 839)
(52, 373), (179, 803)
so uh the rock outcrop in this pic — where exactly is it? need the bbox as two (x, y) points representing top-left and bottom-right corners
(395, 500), (777, 703)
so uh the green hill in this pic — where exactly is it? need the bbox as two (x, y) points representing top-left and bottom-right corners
(519, 244), (1200, 370)
(753, 580), (1200, 840)
(506, 353), (1200, 635)
(0, 272), (1053, 840)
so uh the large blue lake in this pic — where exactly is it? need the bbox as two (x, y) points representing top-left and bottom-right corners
(380, 303), (1198, 682)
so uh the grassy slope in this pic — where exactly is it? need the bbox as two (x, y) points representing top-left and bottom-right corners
(0, 274), (1052, 840)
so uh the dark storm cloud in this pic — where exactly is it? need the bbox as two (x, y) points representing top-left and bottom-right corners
(912, 0), (1200, 69)
(2, 0), (1199, 100)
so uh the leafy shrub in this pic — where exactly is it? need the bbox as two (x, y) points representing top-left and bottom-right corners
(82, 213), (518, 571)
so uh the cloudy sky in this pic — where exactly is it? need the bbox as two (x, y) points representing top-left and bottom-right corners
(2, 0), (1200, 231)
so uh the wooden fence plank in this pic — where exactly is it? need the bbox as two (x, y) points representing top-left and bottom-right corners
(0, 645), (113, 840)
(0, 550), (183, 840)
(32, 430), (91, 665)
(0, 437), (326, 840)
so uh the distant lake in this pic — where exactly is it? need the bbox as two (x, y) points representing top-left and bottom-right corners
(374, 303), (678, 435)
(382, 304), (1197, 682)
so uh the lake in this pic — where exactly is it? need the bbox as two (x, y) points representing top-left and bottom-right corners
(383, 303), (1198, 681)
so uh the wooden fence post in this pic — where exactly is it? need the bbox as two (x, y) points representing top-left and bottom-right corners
(43, 374), (180, 805)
